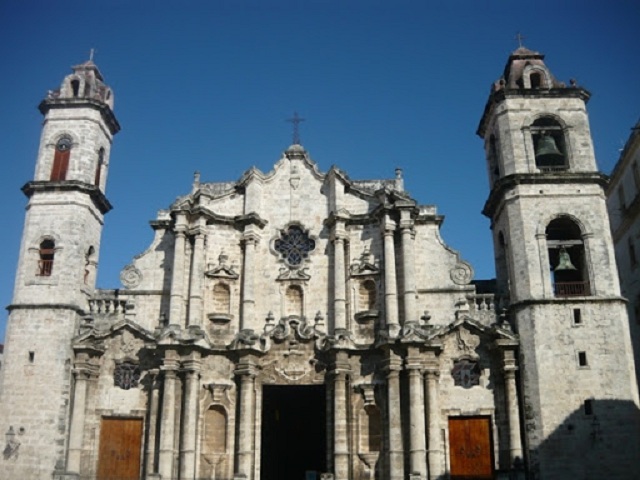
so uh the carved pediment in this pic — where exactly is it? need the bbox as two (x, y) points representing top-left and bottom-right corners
(350, 247), (380, 277)
(205, 250), (239, 279)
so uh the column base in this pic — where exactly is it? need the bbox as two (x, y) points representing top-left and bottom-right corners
(409, 473), (426, 480)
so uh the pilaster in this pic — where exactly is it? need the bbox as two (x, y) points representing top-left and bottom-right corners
(169, 214), (188, 325)
(180, 354), (202, 479)
(382, 215), (399, 337)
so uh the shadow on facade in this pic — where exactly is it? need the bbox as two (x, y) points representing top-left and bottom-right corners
(523, 398), (640, 480)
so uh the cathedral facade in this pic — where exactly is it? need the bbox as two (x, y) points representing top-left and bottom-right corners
(0, 48), (639, 480)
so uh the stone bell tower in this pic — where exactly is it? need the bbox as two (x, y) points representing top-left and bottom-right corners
(0, 58), (119, 479)
(478, 46), (640, 478)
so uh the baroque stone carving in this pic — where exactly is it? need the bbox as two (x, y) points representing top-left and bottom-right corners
(455, 327), (480, 355)
(120, 264), (142, 288)
(260, 341), (327, 384)
(451, 359), (481, 388)
(114, 362), (141, 390)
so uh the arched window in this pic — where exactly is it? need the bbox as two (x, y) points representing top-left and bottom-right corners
(38, 239), (55, 276)
(286, 285), (303, 317)
(94, 148), (105, 186)
(213, 283), (231, 313)
(530, 71), (542, 89)
(51, 136), (72, 181)
(70, 79), (80, 97)
(359, 280), (377, 311)
(546, 218), (590, 296)
(531, 117), (567, 171)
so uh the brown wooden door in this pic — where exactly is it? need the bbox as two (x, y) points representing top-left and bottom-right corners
(96, 417), (143, 480)
(448, 416), (494, 479)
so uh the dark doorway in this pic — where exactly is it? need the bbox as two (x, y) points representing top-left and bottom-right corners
(261, 384), (327, 480)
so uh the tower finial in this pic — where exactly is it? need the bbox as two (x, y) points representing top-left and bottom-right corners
(286, 111), (305, 145)
(515, 32), (525, 48)
(89, 48), (96, 62)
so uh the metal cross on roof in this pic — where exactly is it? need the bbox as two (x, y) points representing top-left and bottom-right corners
(515, 32), (526, 48)
(89, 48), (96, 62)
(286, 111), (305, 145)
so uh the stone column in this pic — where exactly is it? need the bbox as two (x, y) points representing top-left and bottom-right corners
(158, 355), (180, 480)
(382, 216), (399, 337)
(67, 359), (95, 473)
(332, 354), (350, 480)
(502, 349), (523, 464)
(400, 213), (417, 323)
(236, 361), (257, 479)
(241, 233), (258, 332)
(188, 223), (206, 327)
(333, 235), (347, 332)
(406, 348), (427, 479)
(145, 369), (160, 477)
(169, 213), (188, 325)
(180, 356), (202, 479)
(425, 367), (442, 479)
(384, 352), (404, 480)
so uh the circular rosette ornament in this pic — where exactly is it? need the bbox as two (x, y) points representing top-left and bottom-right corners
(450, 262), (473, 285)
(120, 264), (143, 289)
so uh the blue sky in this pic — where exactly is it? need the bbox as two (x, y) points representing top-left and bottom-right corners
(0, 1), (638, 341)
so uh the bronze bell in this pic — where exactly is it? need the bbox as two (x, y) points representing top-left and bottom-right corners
(535, 134), (564, 165)
(554, 247), (577, 271)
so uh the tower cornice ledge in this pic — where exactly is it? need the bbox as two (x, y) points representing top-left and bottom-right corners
(7, 303), (85, 314)
(38, 97), (120, 135)
(22, 180), (113, 214)
(477, 87), (591, 137)
(483, 172), (608, 218)
(508, 296), (628, 313)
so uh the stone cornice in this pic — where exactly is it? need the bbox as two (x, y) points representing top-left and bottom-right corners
(7, 303), (85, 314)
(22, 180), (113, 214)
(39, 97), (120, 136)
(483, 172), (608, 219)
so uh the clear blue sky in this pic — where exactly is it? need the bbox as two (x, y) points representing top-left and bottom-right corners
(1, 1), (638, 342)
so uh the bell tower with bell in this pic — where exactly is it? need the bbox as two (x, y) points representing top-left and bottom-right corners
(478, 46), (640, 478)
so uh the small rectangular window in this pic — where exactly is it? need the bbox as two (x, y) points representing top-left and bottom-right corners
(578, 351), (588, 367)
(573, 308), (582, 325)
(584, 399), (593, 415)
(28, 351), (35, 363)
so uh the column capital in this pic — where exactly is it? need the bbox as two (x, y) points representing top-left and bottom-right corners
(405, 354), (425, 372)
(235, 362), (259, 378)
(424, 367), (440, 379)
(189, 225), (207, 237)
(161, 358), (181, 373)
(73, 362), (99, 379)
(242, 233), (260, 245)
(182, 359), (202, 373)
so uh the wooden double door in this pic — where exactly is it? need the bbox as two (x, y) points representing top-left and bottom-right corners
(448, 416), (494, 480)
(96, 417), (143, 480)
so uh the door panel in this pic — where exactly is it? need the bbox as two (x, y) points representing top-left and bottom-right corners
(97, 417), (143, 480)
(449, 416), (494, 479)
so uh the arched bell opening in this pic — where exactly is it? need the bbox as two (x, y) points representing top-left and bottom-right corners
(546, 217), (590, 297)
(531, 117), (568, 171)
